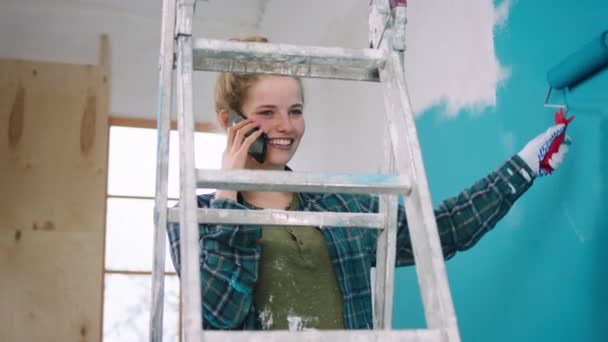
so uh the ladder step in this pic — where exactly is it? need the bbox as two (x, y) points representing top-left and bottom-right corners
(197, 169), (411, 195)
(198, 329), (442, 342)
(193, 38), (384, 82)
(168, 208), (385, 228)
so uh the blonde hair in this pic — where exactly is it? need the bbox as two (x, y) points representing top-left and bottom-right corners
(214, 36), (304, 114)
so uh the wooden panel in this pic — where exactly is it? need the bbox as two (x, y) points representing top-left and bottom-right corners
(0, 36), (108, 342)
(1, 232), (103, 341)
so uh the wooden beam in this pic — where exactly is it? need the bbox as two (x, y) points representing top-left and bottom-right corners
(98, 33), (111, 342)
(105, 269), (178, 276)
(109, 116), (221, 133)
(107, 194), (179, 202)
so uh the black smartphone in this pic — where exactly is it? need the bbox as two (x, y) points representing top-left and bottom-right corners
(227, 110), (267, 163)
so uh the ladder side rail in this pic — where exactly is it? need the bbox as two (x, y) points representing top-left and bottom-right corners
(374, 195), (398, 330)
(374, 200), (388, 329)
(379, 33), (460, 341)
(381, 138), (399, 329)
(150, 0), (178, 340)
(379, 4), (407, 327)
(373, 136), (399, 329)
(368, 0), (391, 49)
(175, 1), (202, 341)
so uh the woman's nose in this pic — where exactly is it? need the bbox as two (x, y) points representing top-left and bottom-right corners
(273, 112), (293, 132)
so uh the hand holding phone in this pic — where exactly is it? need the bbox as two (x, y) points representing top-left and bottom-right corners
(227, 110), (267, 163)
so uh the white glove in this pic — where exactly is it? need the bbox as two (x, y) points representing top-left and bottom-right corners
(517, 124), (572, 176)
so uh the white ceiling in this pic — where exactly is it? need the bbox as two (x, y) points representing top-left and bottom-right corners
(3, 0), (269, 30)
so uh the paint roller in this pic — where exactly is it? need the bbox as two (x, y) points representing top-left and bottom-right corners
(544, 30), (608, 109)
(539, 30), (607, 175)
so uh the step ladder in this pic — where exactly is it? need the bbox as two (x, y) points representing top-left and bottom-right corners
(150, 0), (461, 341)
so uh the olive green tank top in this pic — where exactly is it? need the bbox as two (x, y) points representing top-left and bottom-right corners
(244, 194), (345, 330)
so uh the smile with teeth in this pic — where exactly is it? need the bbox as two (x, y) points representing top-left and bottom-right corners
(268, 138), (294, 149)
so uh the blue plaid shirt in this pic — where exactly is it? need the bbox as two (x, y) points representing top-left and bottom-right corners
(167, 155), (534, 330)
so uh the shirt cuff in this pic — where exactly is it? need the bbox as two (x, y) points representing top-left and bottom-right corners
(495, 155), (535, 198)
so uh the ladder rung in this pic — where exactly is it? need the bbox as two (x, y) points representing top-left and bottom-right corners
(196, 169), (412, 195)
(199, 329), (442, 342)
(193, 38), (384, 82)
(168, 208), (385, 228)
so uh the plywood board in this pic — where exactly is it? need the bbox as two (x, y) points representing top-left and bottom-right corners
(0, 37), (109, 342)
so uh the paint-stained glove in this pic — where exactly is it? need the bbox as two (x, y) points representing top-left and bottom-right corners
(517, 124), (572, 177)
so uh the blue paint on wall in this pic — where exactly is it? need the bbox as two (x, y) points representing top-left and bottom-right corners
(392, 1), (608, 341)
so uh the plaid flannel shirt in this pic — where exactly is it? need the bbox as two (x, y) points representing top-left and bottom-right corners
(167, 155), (534, 330)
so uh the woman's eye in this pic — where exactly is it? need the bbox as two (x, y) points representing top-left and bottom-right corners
(290, 109), (303, 115)
(257, 110), (273, 116)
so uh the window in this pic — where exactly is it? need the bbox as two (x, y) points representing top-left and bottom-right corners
(103, 123), (226, 341)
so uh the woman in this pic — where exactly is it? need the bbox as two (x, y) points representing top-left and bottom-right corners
(168, 36), (571, 331)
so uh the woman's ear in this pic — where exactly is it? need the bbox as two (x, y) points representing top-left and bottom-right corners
(218, 110), (229, 129)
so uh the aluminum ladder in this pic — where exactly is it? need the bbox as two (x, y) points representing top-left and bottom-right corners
(150, 0), (461, 341)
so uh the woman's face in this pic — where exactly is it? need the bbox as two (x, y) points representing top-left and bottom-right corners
(241, 76), (305, 169)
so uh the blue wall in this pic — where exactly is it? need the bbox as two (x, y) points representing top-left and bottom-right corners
(392, 1), (608, 341)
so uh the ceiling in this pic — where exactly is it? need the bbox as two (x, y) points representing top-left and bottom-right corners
(4, 0), (270, 30)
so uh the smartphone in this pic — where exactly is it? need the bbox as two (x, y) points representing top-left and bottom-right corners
(227, 110), (267, 163)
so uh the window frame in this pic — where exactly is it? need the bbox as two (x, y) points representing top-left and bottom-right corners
(102, 116), (219, 342)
